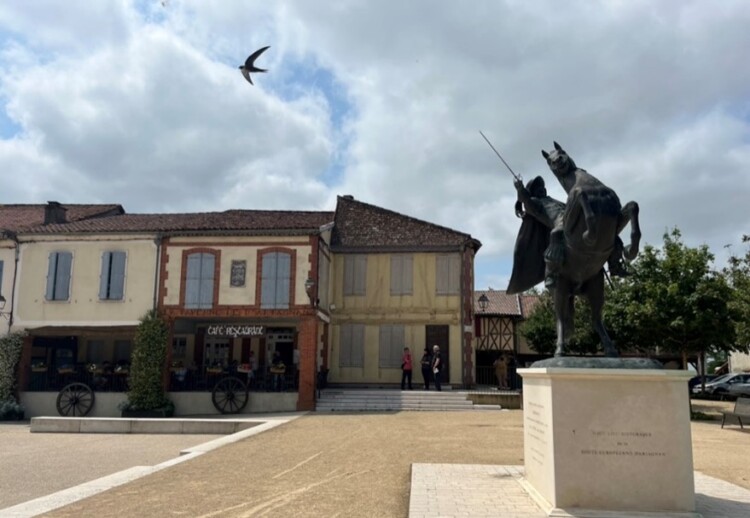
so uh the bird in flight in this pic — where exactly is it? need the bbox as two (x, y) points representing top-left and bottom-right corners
(239, 46), (270, 85)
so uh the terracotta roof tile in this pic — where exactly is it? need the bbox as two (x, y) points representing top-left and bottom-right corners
(330, 196), (480, 251)
(0, 204), (124, 231)
(475, 290), (540, 317)
(18, 210), (335, 235)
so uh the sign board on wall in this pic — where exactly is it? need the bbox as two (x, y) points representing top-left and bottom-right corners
(206, 324), (265, 338)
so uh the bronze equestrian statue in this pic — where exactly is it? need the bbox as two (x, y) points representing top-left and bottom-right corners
(507, 142), (641, 357)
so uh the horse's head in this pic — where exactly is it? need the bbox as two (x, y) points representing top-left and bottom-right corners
(542, 142), (577, 179)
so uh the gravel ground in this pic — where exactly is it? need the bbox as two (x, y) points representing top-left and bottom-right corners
(41, 403), (749, 518)
(0, 422), (221, 509)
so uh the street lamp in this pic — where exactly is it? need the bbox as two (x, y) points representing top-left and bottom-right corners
(304, 278), (317, 307)
(478, 293), (489, 312)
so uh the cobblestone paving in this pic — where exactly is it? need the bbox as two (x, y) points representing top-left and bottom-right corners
(410, 464), (750, 518)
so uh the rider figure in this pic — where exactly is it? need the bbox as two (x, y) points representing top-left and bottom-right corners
(514, 176), (628, 289)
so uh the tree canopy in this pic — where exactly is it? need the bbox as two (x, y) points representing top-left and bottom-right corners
(521, 228), (746, 360)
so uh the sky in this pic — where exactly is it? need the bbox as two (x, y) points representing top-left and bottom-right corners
(1, 0), (749, 291)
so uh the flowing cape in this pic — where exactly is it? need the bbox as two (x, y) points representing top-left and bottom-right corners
(506, 215), (549, 294)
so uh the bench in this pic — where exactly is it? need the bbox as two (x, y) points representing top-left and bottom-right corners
(721, 397), (750, 429)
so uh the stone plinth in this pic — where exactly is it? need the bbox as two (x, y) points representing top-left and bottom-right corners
(518, 366), (697, 516)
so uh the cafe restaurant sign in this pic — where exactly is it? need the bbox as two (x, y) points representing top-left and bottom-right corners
(206, 324), (265, 338)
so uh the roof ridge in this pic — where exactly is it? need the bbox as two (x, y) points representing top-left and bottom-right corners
(336, 195), (471, 238)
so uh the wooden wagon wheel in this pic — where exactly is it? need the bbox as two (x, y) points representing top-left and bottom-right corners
(211, 376), (249, 414)
(56, 382), (95, 417)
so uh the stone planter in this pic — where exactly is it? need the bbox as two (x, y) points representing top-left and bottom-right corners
(121, 407), (174, 418)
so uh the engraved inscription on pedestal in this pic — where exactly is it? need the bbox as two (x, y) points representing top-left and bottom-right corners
(525, 401), (549, 467)
(578, 429), (666, 459)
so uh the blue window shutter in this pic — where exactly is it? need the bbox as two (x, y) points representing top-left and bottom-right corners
(403, 256), (413, 295)
(46, 252), (57, 300)
(199, 253), (214, 308)
(276, 253), (291, 308)
(109, 252), (126, 300)
(0, 260), (4, 296)
(390, 256), (402, 295)
(99, 252), (111, 300)
(185, 254), (201, 308)
(353, 324), (364, 367)
(261, 253), (278, 308)
(354, 255), (367, 295)
(55, 252), (72, 300)
(343, 256), (354, 295)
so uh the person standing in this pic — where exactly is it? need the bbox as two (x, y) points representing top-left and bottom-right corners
(401, 347), (413, 390)
(432, 345), (442, 391)
(420, 347), (432, 390)
(493, 354), (509, 390)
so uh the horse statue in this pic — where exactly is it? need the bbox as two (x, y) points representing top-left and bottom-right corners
(506, 142), (641, 357)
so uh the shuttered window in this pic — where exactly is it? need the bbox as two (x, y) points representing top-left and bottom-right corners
(436, 254), (461, 295)
(261, 252), (291, 309)
(99, 251), (126, 300)
(185, 252), (215, 309)
(0, 260), (4, 297)
(343, 255), (367, 296)
(339, 323), (364, 368)
(379, 324), (405, 368)
(45, 251), (73, 301)
(390, 255), (413, 295)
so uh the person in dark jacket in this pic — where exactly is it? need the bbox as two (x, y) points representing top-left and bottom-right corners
(420, 347), (432, 390)
(431, 345), (442, 391)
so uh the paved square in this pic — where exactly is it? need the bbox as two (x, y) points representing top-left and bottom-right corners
(410, 464), (750, 518)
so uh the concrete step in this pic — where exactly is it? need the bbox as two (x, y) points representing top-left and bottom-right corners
(315, 389), (492, 412)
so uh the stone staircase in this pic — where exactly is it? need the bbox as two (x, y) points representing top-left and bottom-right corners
(315, 389), (500, 412)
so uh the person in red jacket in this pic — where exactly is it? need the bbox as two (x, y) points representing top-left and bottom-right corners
(401, 347), (413, 390)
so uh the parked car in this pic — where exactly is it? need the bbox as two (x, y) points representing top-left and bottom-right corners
(695, 373), (750, 397)
(727, 382), (750, 399)
(691, 373), (730, 394)
(688, 374), (719, 392)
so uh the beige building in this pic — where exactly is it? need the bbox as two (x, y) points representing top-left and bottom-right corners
(326, 196), (481, 387)
(3, 196), (480, 416)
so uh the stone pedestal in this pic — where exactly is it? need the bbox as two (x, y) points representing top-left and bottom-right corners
(518, 366), (697, 517)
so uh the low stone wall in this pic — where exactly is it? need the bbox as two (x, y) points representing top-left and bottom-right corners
(21, 391), (299, 418)
(467, 392), (522, 409)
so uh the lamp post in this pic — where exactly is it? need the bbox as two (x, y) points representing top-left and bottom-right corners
(304, 278), (317, 307)
(478, 293), (489, 312)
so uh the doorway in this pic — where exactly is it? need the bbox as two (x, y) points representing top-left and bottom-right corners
(426, 325), (449, 384)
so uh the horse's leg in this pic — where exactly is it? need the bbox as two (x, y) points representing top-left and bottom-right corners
(618, 201), (641, 261)
(553, 279), (574, 357)
(579, 191), (598, 246)
(583, 271), (618, 357)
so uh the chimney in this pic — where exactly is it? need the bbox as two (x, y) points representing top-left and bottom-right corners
(44, 201), (67, 225)
(342, 195), (354, 200)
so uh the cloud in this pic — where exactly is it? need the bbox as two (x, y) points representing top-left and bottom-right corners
(1, 0), (750, 286)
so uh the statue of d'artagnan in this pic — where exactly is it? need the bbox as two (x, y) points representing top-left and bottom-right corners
(506, 142), (641, 357)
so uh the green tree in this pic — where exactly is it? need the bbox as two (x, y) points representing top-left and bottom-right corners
(0, 332), (26, 420)
(125, 310), (172, 412)
(520, 291), (600, 355)
(605, 229), (739, 367)
(724, 234), (750, 350)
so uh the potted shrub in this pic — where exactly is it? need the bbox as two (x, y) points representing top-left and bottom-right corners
(120, 310), (174, 418)
(0, 332), (26, 421)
